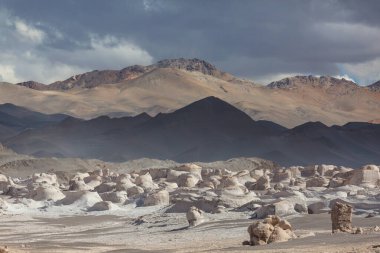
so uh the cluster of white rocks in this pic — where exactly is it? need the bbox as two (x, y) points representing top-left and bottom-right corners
(0, 163), (378, 221)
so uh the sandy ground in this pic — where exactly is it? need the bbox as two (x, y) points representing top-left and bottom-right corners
(0, 211), (379, 253)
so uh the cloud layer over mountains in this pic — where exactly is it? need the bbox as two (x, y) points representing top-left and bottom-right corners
(1, 0), (380, 84)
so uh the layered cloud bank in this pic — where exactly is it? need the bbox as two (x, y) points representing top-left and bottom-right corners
(1, 1), (380, 85)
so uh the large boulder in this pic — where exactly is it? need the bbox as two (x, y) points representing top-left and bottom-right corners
(347, 165), (380, 188)
(247, 215), (295, 246)
(30, 184), (65, 201)
(143, 190), (170, 206)
(167, 189), (219, 213)
(177, 173), (199, 188)
(127, 186), (145, 198)
(0, 175), (10, 194)
(56, 191), (103, 208)
(115, 175), (136, 191)
(253, 200), (296, 219)
(306, 176), (329, 188)
(135, 173), (157, 190)
(69, 179), (93, 191)
(100, 191), (128, 203)
(254, 176), (271, 191)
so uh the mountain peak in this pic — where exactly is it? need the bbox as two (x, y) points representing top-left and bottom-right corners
(368, 80), (380, 91)
(16, 58), (246, 91)
(267, 75), (358, 89)
(153, 58), (219, 76)
(16, 81), (47, 90)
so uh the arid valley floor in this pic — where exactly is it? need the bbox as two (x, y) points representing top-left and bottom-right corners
(0, 151), (378, 253)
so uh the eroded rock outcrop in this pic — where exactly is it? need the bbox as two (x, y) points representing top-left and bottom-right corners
(246, 215), (296, 245)
(331, 201), (352, 233)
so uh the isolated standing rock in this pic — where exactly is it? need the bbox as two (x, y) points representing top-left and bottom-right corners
(186, 206), (205, 227)
(331, 202), (352, 233)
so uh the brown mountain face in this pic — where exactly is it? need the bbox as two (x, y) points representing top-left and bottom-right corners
(3, 59), (380, 127)
(267, 75), (359, 90)
(16, 81), (47, 90)
(16, 58), (254, 90)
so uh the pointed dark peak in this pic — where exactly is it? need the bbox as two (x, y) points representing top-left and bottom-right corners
(174, 96), (238, 112)
(134, 112), (152, 120)
(342, 122), (378, 130)
(291, 121), (329, 132)
(157, 96), (255, 125)
(16, 81), (48, 90)
(267, 75), (358, 89)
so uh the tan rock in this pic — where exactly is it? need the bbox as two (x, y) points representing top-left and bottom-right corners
(254, 175), (271, 190)
(331, 202), (352, 233)
(247, 222), (274, 245)
(143, 190), (170, 206)
(268, 227), (292, 243)
(247, 215), (295, 246)
(186, 206), (205, 227)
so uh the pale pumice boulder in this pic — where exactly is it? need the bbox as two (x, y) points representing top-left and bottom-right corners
(167, 170), (188, 182)
(143, 190), (170, 206)
(32, 173), (58, 185)
(177, 173), (199, 188)
(69, 179), (93, 191)
(100, 191), (128, 203)
(30, 184), (65, 201)
(0, 175), (9, 194)
(347, 165), (380, 188)
(127, 186), (145, 198)
(306, 176), (329, 188)
(88, 201), (115, 211)
(56, 191), (103, 208)
(135, 173), (157, 189)
(116, 176), (136, 191)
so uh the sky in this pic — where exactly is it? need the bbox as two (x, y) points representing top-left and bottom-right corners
(0, 0), (380, 85)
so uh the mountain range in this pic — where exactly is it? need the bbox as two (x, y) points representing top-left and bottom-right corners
(0, 58), (378, 127)
(1, 97), (380, 167)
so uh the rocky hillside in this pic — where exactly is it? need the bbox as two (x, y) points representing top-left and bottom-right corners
(267, 75), (359, 90)
(16, 58), (254, 90)
(369, 80), (380, 92)
(4, 97), (380, 167)
(2, 59), (379, 127)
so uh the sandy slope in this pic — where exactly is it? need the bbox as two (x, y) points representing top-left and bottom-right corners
(1, 68), (380, 127)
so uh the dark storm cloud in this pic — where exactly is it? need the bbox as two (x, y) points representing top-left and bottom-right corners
(0, 0), (380, 84)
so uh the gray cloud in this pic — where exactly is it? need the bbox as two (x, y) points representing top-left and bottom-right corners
(0, 0), (380, 85)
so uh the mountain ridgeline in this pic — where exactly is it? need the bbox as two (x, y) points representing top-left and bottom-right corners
(1, 97), (380, 167)
(16, 58), (253, 90)
(0, 58), (379, 128)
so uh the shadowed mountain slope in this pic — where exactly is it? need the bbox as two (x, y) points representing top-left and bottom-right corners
(3, 97), (380, 167)
(0, 103), (69, 140)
